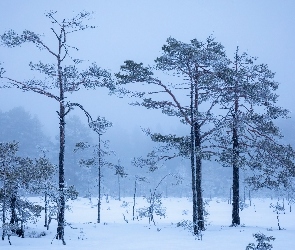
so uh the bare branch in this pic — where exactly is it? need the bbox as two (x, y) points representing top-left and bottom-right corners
(3, 76), (59, 101)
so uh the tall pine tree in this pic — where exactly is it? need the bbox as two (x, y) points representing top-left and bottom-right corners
(215, 48), (295, 225)
(116, 36), (228, 233)
(0, 11), (114, 244)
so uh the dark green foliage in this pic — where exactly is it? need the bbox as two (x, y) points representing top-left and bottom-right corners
(214, 48), (295, 225)
(116, 60), (154, 84)
(246, 233), (275, 250)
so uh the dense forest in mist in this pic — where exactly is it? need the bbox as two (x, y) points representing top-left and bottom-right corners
(1, 107), (293, 199)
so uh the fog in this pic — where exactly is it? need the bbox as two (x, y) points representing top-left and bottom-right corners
(0, 1), (294, 195)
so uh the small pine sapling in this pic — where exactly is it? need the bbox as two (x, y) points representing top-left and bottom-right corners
(132, 175), (148, 221)
(137, 174), (178, 226)
(114, 162), (128, 201)
(246, 232), (275, 250)
(137, 191), (166, 226)
(270, 201), (285, 230)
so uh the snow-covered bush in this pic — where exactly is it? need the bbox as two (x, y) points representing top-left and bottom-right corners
(27, 230), (46, 238)
(246, 232), (275, 250)
(137, 192), (166, 225)
(176, 220), (193, 232)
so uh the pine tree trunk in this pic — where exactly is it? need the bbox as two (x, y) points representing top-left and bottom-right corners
(97, 134), (101, 223)
(232, 104), (240, 226)
(57, 103), (66, 243)
(1, 197), (5, 240)
(56, 43), (66, 244)
(133, 180), (137, 220)
(2, 170), (6, 240)
(190, 81), (198, 235)
(44, 192), (48, 227)
(118, 175), (121, 201)
(195, 122), (205, 231)
(10, 194), (17, 224)
(232, 150), (240, 225)
(232, 55), (240, 226)
(194, 75), (205, 232)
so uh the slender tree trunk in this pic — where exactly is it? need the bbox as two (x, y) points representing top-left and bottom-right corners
(57, 103), (66, 243)
(118, 175), (121, 201)
(56, 35), (66, 244)
(193, 74), (205, 232)
(276, 211), (281, 230)
(231, 96), (240, 225)
(231, 53), (240, 226)
(133, 180), (136, 221)
(97, 134), (101, 223)
(1, 196), (5, 240)
(10, 194), (17, 225)
(44, 192), (48, 227)
(232, 127), (240, 225)
(195, 122), (205, 231)
(2, 168), (6, 240)
(190, 80), (198, 235)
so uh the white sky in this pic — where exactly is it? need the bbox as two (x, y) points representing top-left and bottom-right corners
(0, 0), (294, 140)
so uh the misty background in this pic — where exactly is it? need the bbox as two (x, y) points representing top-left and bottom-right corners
(0, 0), (294, 198)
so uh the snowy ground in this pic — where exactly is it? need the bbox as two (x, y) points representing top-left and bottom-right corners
(1, 196), (294, 249)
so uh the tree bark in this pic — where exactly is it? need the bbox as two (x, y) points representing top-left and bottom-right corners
(2, 168), (6, 241)
(231, 95), (240, 225)
(56, 33), (66, 244)
(10, 194), (17, 224)
(194, 73), (205, 232)
(44, 192), (48, 228)
(190, 80), (198, 235)
(231, 53), (240, 226)
(97, 133), (101, 223)
(232, 125), (240, 225)
(195, 122), (205, 231)
(57, 102), (66, 243)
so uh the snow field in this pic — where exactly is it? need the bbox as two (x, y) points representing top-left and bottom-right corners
(0, 196), (294, 249)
